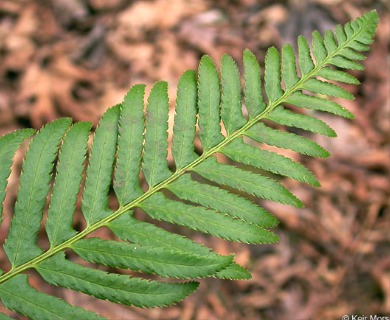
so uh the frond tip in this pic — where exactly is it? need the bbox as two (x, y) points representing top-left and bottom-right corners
(0, 10), (378, 319)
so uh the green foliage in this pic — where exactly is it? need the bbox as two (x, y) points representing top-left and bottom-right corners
(4, 119), (71, 266)
(36, 253), (198, 308)
(0, 274), (103, 320)
(0, 11), (378, 319)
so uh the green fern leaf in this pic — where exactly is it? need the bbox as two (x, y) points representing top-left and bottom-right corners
(46, 122), (91, 247)
(109, 215), (251, 280)
(142, 82), (172, 187)
(114, 84), (145, 205)
(340, 47), (367, 61)
(0, 10), (378, 318)
(167, 174), (278, 227)
(318, 67), (360, 85)
(0, 129), (35, 221)
(286, 92), (354, 118)
(36, 253), (198, 308)
(347, 40), (370, 52)
(109, 214), (217, 256)
(245, 123), (330, 158)
(221, 54), (247, 133)
(215, 262), (252, 280)
(221, 139), (320, 186)
(311, 30), (327, 64)
(193, 157), (302, 207)
(172, 71), (198, 169)
(268, 106), (337, 137)
(243, 49), (266, 117)
(0, 274), (102, 320)
(197, 55), (224, 151)
(71, 238), (233, 279)
(301, 78), (354, 100)
(335, 24), (347, 43)
(298, 35), (315, 75)
(4, 118), (71, 267)
(264, 47), (284, 102)
(324, 30), (338, 53)
(140, 193), (278, 244)
(82, 106), (119, 225)
(281, 44), (299, 89)
(331, 56), (364, 70)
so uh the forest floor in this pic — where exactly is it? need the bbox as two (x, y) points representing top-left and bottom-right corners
(0, 0), (389, 319)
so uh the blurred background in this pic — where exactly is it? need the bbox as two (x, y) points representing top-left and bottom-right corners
(0, 0), (389, 319)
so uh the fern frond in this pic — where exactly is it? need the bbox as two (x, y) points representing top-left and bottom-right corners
(0, 129), (35, 221)
(243, 49), (265, 117)
(0, 274), (102, 320)
(167, 174), (278, 226)
(109, 214), (251, 280)
(82, 106), (119, 225)
(4, 118), (71, 267)
(311, 30), (327, 63)
(172, 71), (198, 169)
(46, 122), (91, 247)
(268, 106), (337, 137)
(0, 10), (378, 318)
(324, 30), (338, 53)
(140, 193), (278, 244)
(193, 157), (302, 207)
(281, 44), (299, 89)
(265, 47), (284, 102)
(114, 84), (145, 205)
(286, 92), (354, 118)
(71, 238), (233, 279)
(221, 139), (320, 186)
(35, 253), (198, 308)
(109, 214), (217, 256)
(318, 67), (360, 85)
(298, 35), (315, 75)
(142, 82), (172, 187)
(301, 78), (354, 99)
(197, 56), (224, 150)
(221, 54), (246, 133)
(245, 123), (330, 158)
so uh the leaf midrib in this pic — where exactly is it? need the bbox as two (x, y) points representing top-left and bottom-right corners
(0, 25), (362, 284)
